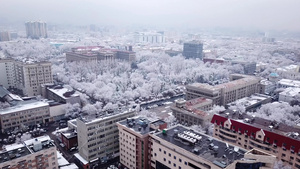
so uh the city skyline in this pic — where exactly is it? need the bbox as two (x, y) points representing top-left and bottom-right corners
(0, 0), (299, 31)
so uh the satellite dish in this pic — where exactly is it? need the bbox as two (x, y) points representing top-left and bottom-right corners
(234, 146), (239, 152)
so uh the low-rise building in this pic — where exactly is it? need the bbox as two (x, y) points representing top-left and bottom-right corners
(186, 74), (260, 106)
(258, 79), (276, 95)
(0, 135), (58, 169)
(150, 125), (276, 169)
(60, 128), (78, 151)
(171, 98), (213, 126)
(117, 116), (167, 169)
(279, 87), (300, 103)
(41, 85), (80, 104)
(277, 79), (300, 88)
(0, 100), (50, 133)
(211, 111), (300, 168)
(226, 93), (272, 112)
(66, 46), (136, 62)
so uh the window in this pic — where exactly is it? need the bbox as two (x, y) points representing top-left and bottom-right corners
(174, 156), (176, 160)
(154, 153), (157, 156)
(258, 135), (261, 138)
(169, 161), (171, 164)
(179, 167), (181, 169)
(174, 163), (176, 167)
(164, 158), (166, 161)
(169, 153), (171, 157)
(159, 148), (161, 152)
(185, 162), (187, 165)
(164, 151), (166, 154)
(179, 159), (182, 162)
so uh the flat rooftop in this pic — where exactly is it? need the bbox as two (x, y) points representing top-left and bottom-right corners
(155, 125), (246, 168)
(61, 129), (77, 139)
(278, 79), (300, 87)
(0, 135), (55, 164)
(24, 135), (55, 153)
(280, 87), (300, 97)
(227, 93), (271, 108)
(47, 85), (79, 99)
(0, 100), (49, 115)
(118, 116), (152, 135)
(0, 144), (31, 164)
(78, 108), (135, 124)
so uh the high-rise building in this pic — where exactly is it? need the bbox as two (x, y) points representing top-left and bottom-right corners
(15, 61), (53, 96)
(0, 135), (58, 169)
(74, 109), (135, 169)
(117, 116), (167, 169)
(0, 58), (53, 96)
(0, 31), (11, 41)
(149, 125), (276, 169)
(183, 41), (203, 59)
(211, 111), (300, 169)
(0, 58), (17, 89)
(186, 74), (260, 106)
(25, 21), (48, 39)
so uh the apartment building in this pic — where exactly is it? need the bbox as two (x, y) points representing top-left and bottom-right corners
(0, 100), (50, 133)
(0, 58), (17, 89)
(186, 74), (260, 106)
(0, 135), (58, 169)
(171, 98), (213, 126)
(149, 125), (276, 169)
(25, 21), (48, 39)
(211, 111), (300, 169)
(117, 116), (167, 169)
(15, 61), (53, 96)
(75, 109), (135, 169)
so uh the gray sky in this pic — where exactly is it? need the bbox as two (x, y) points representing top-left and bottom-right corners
(1, 0), (300, 31)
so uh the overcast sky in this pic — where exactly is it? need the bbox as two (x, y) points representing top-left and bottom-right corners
(1, 0), (300, 31)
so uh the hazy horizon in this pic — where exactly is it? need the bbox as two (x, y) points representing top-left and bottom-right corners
(1, 0), (300, 32)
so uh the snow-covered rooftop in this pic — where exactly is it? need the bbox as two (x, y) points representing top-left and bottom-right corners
(57, 151), (70, 167)
(48, 86), (79, 99)
(280, 87), (300, 97)
(278, 79), (300, 88)
(227, 93), (271, 108)
(24, 135), (51, 146)
(0, 100), (49, 115)
(74, 153), (88, 165)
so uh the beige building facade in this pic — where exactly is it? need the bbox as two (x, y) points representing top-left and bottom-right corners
(150, 125), (275, 169)
(0, 135), (58, 169)
(171, 98), (213, 126)
(117, 117), (167, 169)
(186, 74), (260, 106)
(0, 100), (50, 133)
(76, 110), (135, 168)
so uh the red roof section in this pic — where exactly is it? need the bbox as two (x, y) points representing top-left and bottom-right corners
(211, 114), (300, 153)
